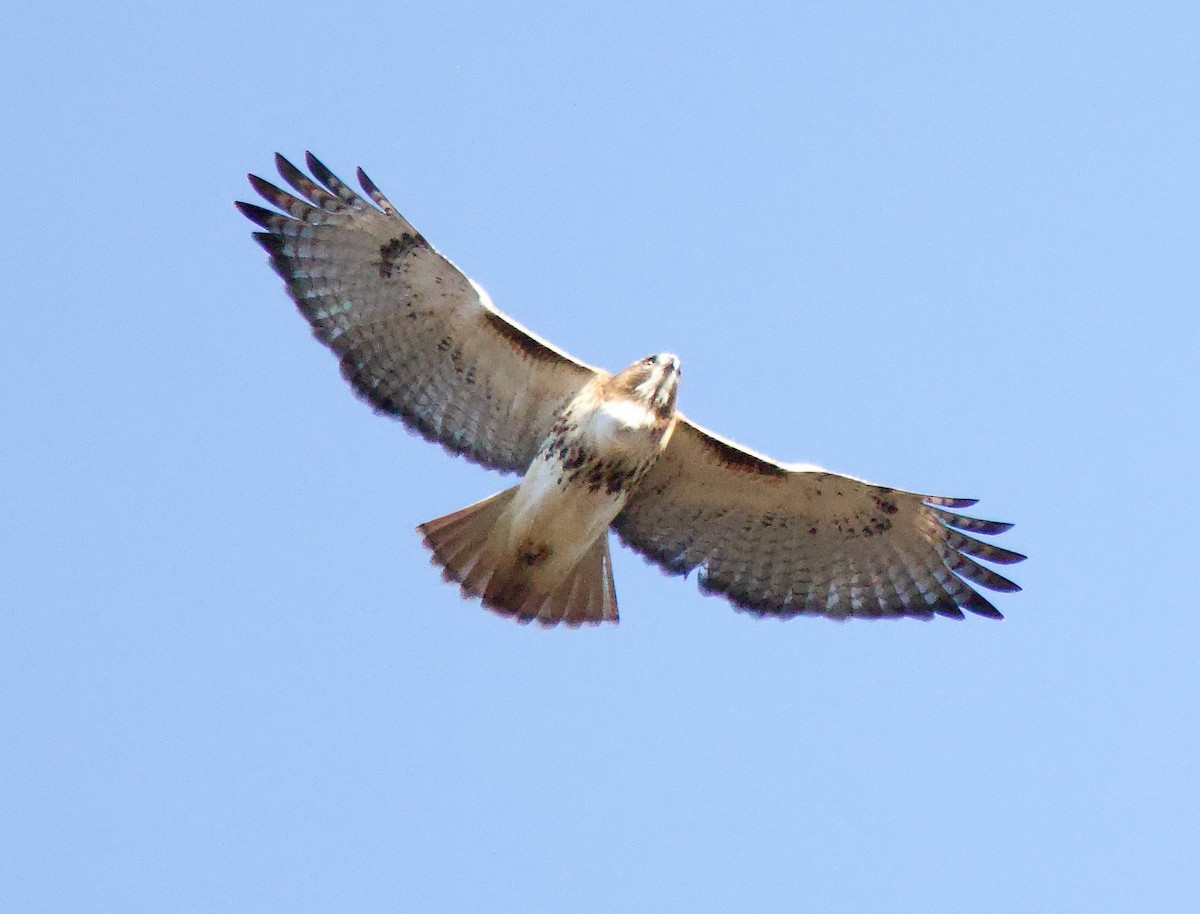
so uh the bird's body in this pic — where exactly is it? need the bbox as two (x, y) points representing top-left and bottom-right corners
(420, 355), (679, 623)
(238, 153), (1025, 626)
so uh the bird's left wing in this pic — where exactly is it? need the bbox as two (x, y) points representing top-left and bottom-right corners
(238, 153), (599, 474)
(614, 418), (1024, 619)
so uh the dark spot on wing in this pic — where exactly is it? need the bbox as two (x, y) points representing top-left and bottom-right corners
(697, 434), (789, 478)
(378, 233), (425, 278)
(873, 496), (899, 515)
(482, 309), (563, 364)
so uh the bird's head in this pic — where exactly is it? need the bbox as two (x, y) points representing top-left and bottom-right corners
(612, 353), (680, 419)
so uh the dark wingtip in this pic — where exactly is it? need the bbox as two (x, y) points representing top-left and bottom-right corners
(987, 575), (1021, 594)
(250, 230), (284, 255)
(236, 200), (279, 229)
(305, 151), (332, 181)
(357, 166), (398, 215)
(925, 495), (979, 508)
(953, 554), (1022, 593)
(275, 153), (312, 191)
(948, 530), (1027, 566)
(960, 591), (1005, 619)
(303, 151), (367, 207)
(932, 603), (966, 620)
(932, 507), (1016, 536)
(247, 173), (287, 201)
(973, 519), (1015, 535)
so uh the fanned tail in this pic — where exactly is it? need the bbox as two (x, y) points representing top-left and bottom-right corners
(417, 490), (619, 627)
(530, 534), (618, 627)
(418, 487), (517, 595)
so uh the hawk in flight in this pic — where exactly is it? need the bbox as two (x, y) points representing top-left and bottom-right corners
(238, 153), (1024, 626)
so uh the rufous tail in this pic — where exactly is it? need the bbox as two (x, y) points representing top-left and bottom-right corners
(417, 489), (618, 626)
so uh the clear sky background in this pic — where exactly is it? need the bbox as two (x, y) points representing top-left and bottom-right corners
(3, 2), (1198, 911)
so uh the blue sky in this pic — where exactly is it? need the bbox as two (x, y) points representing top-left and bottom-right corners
(3, 2), (1198, 911)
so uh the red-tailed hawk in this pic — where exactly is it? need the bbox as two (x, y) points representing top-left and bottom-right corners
(238, 153), (1024, 626)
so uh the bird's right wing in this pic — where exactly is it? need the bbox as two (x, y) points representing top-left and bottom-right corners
(237, 153), (599, 474)
(614, 417), (1024, 620)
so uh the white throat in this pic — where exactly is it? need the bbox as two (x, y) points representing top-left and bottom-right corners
(595, 397), (657, 433)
